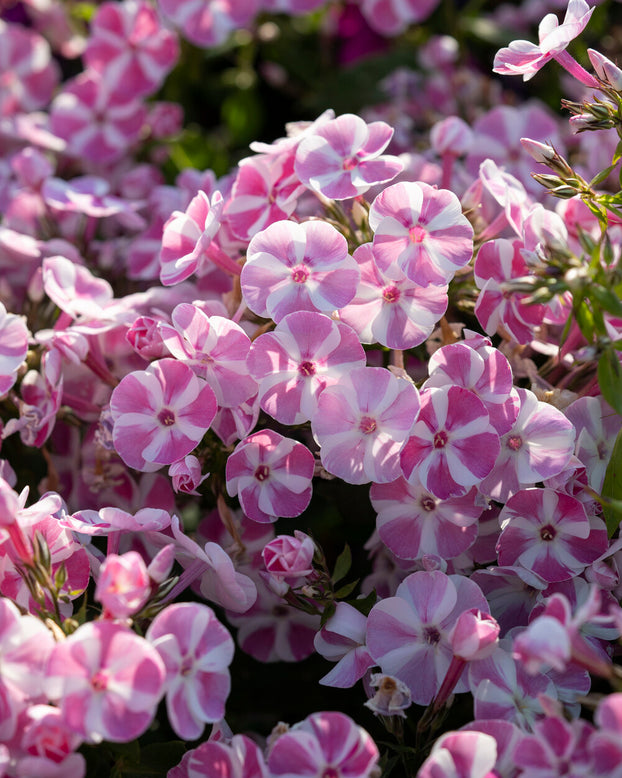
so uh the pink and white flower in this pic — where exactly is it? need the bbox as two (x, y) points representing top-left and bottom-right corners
(312, 366), (420, 485)
(268, 712), (379, 778)
(109, 358), (218, 472)
(84, 0), (179, 100)
(226, 430), (314, 523)
(248, 310), (366, 425)
(146, 602), (234, 740)
(45, 621), (165, 744)
(314, 602), (375, 688)
(95, 551), (151, 619)
(360, 0), (441, 36)
(157, 0), (260, 48)
(417, 730), (498, 778)
(400, 386), (500, 500)
(180, 735), (268, 778)
(241, 219), (359, 322)
(0, 302), (28, 396)
(262, 531), (315, 581)
(369, 181), (474, 287)
(294, 113), (403, 200)
(337, 242), (449, 349)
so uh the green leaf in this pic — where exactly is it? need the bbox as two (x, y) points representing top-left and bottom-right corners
(348, 588), (378, 616)
(613, 139), (622, 165)
(590, 285), (622, 318)
(601, 428), (622, 536)
(598, 348), (622, 416)
(334, 579), (360, 599)
(319, 600), (336, 627)
(590, 164), (617, 188)
(574, 300), (595, 342)
(332, 543), (352, 585)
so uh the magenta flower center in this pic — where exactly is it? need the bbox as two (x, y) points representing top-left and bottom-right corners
(420, 496), (436, 512)
(180, 656), (194, 676)
(342, 155), (359, 171)
(433, 430), (448, 449)
(158, 408), (176, 426)
(409, 225), (427, 244)
(423, 626), (441, 644)
(298, 360), (316, 377)
(359, 415), (377, 435)
(382, 285), (401, 304)
(540, 524), (557, 541)
(254, 464), (271, 482)
(291, 264), (310, 284)
(91, 671), (109, 692)
(322, 769), (340, 778)
(507, 434), (523, 451)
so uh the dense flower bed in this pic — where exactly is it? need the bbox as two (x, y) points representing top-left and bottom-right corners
(2, 0), (622, 775)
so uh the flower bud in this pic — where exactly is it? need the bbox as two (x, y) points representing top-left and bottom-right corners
(430, 116), (473, 157)
(95, 551), (151, 619)
(168, 454), (208, 495)
(262, 531), (315, 580)
(588, 49), (622, 90)
(450, 609), (500, 661)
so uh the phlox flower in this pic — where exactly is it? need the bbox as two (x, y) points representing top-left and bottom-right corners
(157, 0), (260, 49)
(497, 488), (609, 583)
(95, 551), (151, 619)
(369, 181), (474, 287)
(400, 385), (500, 500)
(474, 238), (547, 345)
(262, 531), (315, 581)
(360, 0), (441, 36)
(479, 387), (575, 502)
(42, 255), (113, 320)
(513, 715), (595, 777)
(313, 602), (374, 688)
(493, 0), (599, 87)
(337, 242), (449, 350)
(109, 358), (217, 472)
(312, 366), (420, 485)
(248, 310), (366, 425)
(0, 20), (59, 117)
(146, 602), (234, 740)
(591, 694), (622, 777)
(169, 454), (209, 495)
(0, 301), (29, 396)
(565, 395), (622, 492)
(49, 72), (147, 164)
(366, 570), (489, 705)
(371, 476), (481, 561)
(226, 574), (319, 663)
(268, 712), (379, 778)
(160, 303), (257, 408)
(17, 704), (86, 778)
(178, 734), (268, 778)
(225, 430), (314, 523)
(45, 621), (165, 744)
(159, 190), (228, 286)
(84, 0), (179, 100)
(241, 219), (359, 323)
(294, 113), (403, 200)
(365, 674), (412, 718)
(417, 731), (498, 778)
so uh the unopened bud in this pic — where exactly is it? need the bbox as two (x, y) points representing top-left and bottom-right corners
(521, 138), (574, 177)
(588, 49), (622, 91)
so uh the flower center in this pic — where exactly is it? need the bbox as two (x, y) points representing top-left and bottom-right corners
(291, 264), (310, 284)
(91, 671), (108, 692)
(507, 434), (523, 451)
(322, 769), (340, 778)
(180, 656), (194, 676)
(423, 626), (441, 644)
(540, 524), (557, 541)
(420, 496), (437, 512)
(342, 155), (358, 171)
(382, 285), (401, 304)
(254, 464), (270, 482)
(433, 430), (448, 449)
(298, 360), (316, 377)
(409, 225), (427, 244)
(359, 416), (377, 434)
(158, 408), (176, 426)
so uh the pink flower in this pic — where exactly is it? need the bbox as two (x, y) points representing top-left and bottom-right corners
(0, 20), (59, 117)
(366, 570), (489, 705)
(49, 72), (147, 164)
(225, 430), (314, 523)
(241, 219), (359, 323)
(169, 454), (209, 495)
(159, 190), (228, 286)
(0, 302), (29, 396)
(497, 488), (609, 582)
(360, 0), (441, 36)
(248, 310), (366, 425)
(268, 712), (379, 778)
(42, 256), (113, 320)
(158, 0), (260, 48)
(146, 602), (234, 740)
(160, 304), (257, 409)
(84, 0), (179, 99)
(95, 551), (151, 618)
(110, 358), (218, 472)
(312, 366), (420, 485)
(493, 0), (599, 87)
(314, 602), (375, 688)
(400, 386), (500, 500)
(369, 181), (474, 287)
(18, 705), (85, 778)
(294, 113), (403, 200)
(45, 621), (166, 743)
(180, 735), (269, 778)
(262, 531), (315, 580)
(337, 242), (449, 350)
(418, 731), (498, 778)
